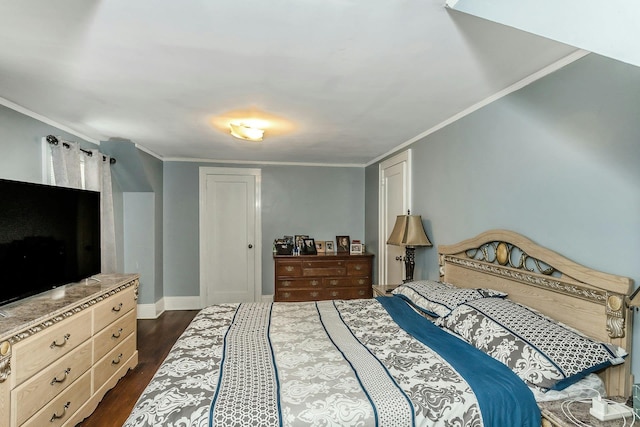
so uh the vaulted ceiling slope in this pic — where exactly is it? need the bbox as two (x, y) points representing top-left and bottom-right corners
(0, 0), (576, 165)
(448, 0), (640, 68)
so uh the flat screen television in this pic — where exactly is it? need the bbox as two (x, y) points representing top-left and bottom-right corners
(0, 178), (101, 306)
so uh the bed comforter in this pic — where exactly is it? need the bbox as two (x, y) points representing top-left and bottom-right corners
(123, 297), (540, 426)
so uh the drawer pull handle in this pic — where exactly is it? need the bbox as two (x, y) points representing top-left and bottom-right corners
(50, 401), (71, 422)
(285, 266), (294, 272)
(112, 302), (123, 312)
(311, 280), (319, 286)
(355, 265), (362, 270)
(359, 290), (366, 295)
(112, 328), (123, 339)
(50, 368), (71, 385)
(358, 279), (365, 285)
(50, 334), (71, 349)
(329, 280), (338, 286)
(112, 353), (123, 365)
(282, 281), (291, 287)
(310, 291), (319, 297)
(283, 292), (291, 298)
(331, 291), (338, 297)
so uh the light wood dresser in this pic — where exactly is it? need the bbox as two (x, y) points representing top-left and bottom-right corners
(274, 253), (373, 302)
(0, 274), (139, 427)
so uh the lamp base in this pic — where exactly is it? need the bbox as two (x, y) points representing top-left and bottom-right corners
(403, 246), (416, 282)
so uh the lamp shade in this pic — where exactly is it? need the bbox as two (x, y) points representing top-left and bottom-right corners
(386, 214), (432, 247)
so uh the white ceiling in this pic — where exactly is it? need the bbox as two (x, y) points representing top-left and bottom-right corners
(0, 0), (577, 165)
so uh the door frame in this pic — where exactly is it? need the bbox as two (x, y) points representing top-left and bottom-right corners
(198, 167), (262, 307)
(377, 150), (411, 285)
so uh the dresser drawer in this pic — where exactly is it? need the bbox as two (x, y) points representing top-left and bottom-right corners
(325, 287), (372, 300)
(276, 289), (325, 302)
(276, 278), (323, 289)
(275, 262), (302, 277)
(21, 370), (91, 427)
(93, 286), (137, 333)
(93, 332), (136, 388)
(13, 309), (92, 385)
(302, 267), (346, 277)
(346, 260), (371, 277)
(93, 309), (136, 362)
(302, 260), (345, 269)
(12, 340), (92, 426)
(302, 260), (346, 277)
(325, 277), (371, 287)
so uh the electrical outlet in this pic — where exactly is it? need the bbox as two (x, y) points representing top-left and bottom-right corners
(590, 398), (634, 421)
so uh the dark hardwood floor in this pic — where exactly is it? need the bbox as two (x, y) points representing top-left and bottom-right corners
(79, 310), (199, 427)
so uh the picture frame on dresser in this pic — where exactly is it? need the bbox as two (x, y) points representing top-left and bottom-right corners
(336, 236), (350, 253)
(350, 243), (362, 254)
(315, 240), (325, 253)
(325, 241), (334, 252)
(302, 238), (317, 255)
(294, 235), (308, 252)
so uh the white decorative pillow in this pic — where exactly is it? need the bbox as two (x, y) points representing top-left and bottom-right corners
(391, 280), (507, 317)
(436, 298), (627, 391)
(530, 373), (605, 402)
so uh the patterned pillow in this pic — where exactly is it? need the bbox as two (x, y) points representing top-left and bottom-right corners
(391, 280), (507, 317)
(436, 298), (627, 391)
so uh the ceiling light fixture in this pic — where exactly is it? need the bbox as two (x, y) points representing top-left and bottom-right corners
(229, 122), (265, 142)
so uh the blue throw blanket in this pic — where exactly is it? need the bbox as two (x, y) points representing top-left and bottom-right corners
(378, 296), (541, 427)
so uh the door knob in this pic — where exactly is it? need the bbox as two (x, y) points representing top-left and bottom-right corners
(248, 244), (253, 249)
(395, 256), (402, 261)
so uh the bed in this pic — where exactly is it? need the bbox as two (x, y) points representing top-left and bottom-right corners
(123, 230), (634, 426)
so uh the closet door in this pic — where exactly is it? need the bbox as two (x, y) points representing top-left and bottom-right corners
(199, 167), (261, 305)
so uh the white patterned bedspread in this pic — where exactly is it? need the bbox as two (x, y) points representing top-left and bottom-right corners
(123, 298), (539, 427)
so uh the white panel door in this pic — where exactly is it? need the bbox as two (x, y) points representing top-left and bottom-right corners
(200, 168), (261, 305)
(378, 151), (411, 285)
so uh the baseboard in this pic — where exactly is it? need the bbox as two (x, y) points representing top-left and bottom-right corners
(137, 298), (165, 319)
(262, 294), (274, 303)
(164, 296), (202, 311)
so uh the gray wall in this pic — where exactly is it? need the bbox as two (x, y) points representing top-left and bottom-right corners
(163, 162), (365, 296)
(138, 151), (164, 303)
(123, 192), (156, 303)
(0, 105), (97, 183)
(101, 139), (163, 303)
(365, 53), (640, 377)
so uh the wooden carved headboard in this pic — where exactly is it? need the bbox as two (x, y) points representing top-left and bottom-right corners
(438, 229), (634, 398)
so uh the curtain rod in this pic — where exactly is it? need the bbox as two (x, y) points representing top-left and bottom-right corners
(45, 135), (116, 164)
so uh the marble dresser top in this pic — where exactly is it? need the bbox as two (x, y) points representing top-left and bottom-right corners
(0, 273), (139, 344)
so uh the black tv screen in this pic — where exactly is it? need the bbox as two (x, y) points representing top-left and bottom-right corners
(0, 178), (101, 306)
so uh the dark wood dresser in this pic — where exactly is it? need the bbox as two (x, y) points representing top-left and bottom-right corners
(274, 253), (374, 302)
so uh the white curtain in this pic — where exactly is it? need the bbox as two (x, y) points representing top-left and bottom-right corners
(84, 148), (101, 191)
(100, 153), (117, 274)
(50, 141), (81, 188)
(50, 140), (117, 274)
